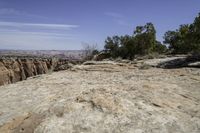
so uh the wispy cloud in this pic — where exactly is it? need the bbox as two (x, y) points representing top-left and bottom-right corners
(0, 21), (80, 50)
(0, 29), (80, 50)
(0, 30), (76, 38)
(0, 8), (47, 19)
(0, 21), (79, 30)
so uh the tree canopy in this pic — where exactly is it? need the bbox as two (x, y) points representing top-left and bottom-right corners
(164, 13), (200, 54)
(104, 23), (166, 59)
(103, 12), (200, 59)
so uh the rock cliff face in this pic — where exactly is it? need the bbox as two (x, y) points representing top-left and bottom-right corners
(0, 58), (70, 86)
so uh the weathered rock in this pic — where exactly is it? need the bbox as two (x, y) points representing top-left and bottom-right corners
(0, 62), (11, 85)
(54, 63), (73, 71)
(0, 60), (199, 133)
(188, 62), (200, 68)
(136, 55), (200, 69)
(0, 57), (71, 86)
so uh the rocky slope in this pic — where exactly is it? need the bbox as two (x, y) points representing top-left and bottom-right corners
(0, 58), (199, 133)
(0, 57), (73, 86)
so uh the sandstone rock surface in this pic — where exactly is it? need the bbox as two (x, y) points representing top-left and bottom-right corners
(0, 59), (200, 133)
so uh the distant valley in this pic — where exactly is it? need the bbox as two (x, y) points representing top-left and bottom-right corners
(0, 50), (85, 60)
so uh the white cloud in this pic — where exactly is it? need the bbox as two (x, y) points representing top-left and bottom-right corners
(0, 30), (76, 38)
(0, 8), (47, 19)
(0, 21), (80, 50)
(0, 7), (80, 50)
(0, 21), (79, 30)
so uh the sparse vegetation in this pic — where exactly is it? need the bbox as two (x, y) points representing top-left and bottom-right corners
(82, 43), (99, 60)
(102, 12), (200, 60)
(104, 23), (167, 60)
(164, 13), (200, 54)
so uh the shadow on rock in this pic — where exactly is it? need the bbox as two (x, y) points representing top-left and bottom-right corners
(157, 55), (200, 69)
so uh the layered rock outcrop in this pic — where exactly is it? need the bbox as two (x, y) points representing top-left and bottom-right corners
(0, 57), (71, 86)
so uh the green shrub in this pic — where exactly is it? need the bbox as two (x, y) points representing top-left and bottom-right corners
(104, 23), (167, 59)
(164, 13), (200, 54)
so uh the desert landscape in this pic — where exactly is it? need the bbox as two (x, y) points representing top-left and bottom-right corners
(0, 56), (200, 133)
(0, 0), (200, 133)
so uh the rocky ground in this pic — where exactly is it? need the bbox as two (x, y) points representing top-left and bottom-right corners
(0, 57), (200, 133)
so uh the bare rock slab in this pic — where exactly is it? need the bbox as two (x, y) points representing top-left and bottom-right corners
(0, 61), (200, 133)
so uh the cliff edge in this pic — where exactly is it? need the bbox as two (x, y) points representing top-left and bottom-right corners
(0, 57), (72, 86)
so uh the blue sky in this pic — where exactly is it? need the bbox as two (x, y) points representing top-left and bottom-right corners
(0, 0), (200, 50)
